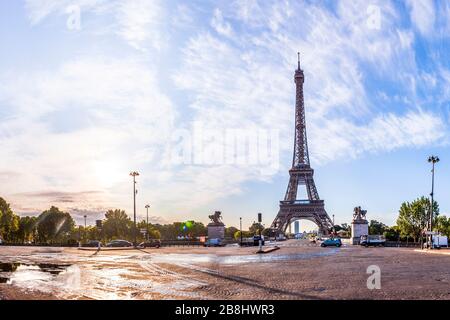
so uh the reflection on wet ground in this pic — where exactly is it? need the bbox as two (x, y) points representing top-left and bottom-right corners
(0, 262), (73, 287)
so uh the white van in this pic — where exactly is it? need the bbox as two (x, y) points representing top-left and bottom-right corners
(433, 235), (448, 248)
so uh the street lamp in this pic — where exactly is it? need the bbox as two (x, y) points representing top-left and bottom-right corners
(427, 155), (439, 249)
(130, 171), (140, 247)
(239, 217), (242, 246)
(84, 215), (87, 242)
(145, 204), (150, 241)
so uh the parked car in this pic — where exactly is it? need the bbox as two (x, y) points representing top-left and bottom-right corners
(321, 238), (342, 247)
(204, 238), (223, 247)
(0, 238), (3, 245)
(83, 240), (102, 247)
(359, 235), (385, 247)
(253, 235), (265, 246)
(138, 239), (161, 248)
(106, 240), (133, 247)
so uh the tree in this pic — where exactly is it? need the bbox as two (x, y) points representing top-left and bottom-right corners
(383, 226), (400, 241)
(36, 206), (75, 244)
(249, 222), (264, 234)
(369, 220), (388, 235)
(234, 230), (252, 240)
(396, 197), (439, 242)
(15, 216), (37, 243)
(0, 197), (20, 242)
(102, 209), (132, 241)
(225, 227), (238, 239)
(435, 215), (450, 238)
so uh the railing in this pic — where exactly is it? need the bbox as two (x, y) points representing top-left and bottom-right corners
(280, 200), (324, 205)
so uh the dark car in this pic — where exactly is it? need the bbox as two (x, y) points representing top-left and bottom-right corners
(83, 240), (102, 247)
(320, 238), (342, 247)
(138, 239), (161, 248)
(106, 240), (133, 247)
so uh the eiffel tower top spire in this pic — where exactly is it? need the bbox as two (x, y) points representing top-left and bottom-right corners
(292, 53), (310, 168)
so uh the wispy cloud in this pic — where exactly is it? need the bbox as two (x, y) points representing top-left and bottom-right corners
(406, 0), (436, 36)
(2, 0), (450, 225)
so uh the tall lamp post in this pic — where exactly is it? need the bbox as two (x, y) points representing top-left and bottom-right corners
(130, 171), (140, 247)
(239, 217), (243, 246)
(145, 204), (150, 241)
(83, 215), (87, 242)
(427, 155), (439, 249)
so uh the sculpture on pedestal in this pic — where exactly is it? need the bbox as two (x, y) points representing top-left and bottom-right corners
(207, 211), (225, 240)
(351, 206), (369, 245)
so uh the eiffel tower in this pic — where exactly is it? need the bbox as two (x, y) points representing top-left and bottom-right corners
(271, 53), (333, 236)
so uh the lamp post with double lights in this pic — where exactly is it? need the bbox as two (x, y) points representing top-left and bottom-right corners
(427, 155), (439, 249)
(130, 171), (139, 247)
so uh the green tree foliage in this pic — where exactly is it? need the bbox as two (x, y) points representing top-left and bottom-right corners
(0, 197), (20, 242)
(249, 222), (264, 234)
(102, 209), (132, 240)
(369, 220), (388, 235)
(435, 215), (450, 238)
(36, 206), (75, 244)
(396, 197), (439, 242)
(225, 227), (238, 238)
(15, 216), (37, 243)
(234, 230), (253, 240)
(383, 226), (400, 241)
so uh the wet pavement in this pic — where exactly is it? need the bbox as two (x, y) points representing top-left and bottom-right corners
(1, 241), (450, 300)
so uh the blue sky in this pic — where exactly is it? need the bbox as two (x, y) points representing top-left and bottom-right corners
(0, 0), (449, 230)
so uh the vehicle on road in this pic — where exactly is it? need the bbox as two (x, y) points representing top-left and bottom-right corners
(83, 240), (102, 247)
(359, 235), (385, 247)
(138, 239), (161, 248)
(0, 238), (3, 245)
(276, 234), (287, 241)
(321, 238), (342, 247)
(432, 235), (448, 249)
(204, 238), (223, 247)
(106, 240), (133, 247)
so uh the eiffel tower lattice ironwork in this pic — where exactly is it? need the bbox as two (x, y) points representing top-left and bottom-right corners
(271, 53), (333, 235)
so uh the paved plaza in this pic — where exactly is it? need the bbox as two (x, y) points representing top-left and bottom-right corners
(1, 240), (450, 300)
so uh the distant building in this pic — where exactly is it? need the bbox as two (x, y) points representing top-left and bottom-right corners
(294, 221), (300, 234)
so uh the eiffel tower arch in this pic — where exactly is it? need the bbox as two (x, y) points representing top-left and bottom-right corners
(271, 53), (333, 236)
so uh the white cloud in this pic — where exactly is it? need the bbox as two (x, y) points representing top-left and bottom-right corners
(406, 0), (436, 36)
(0, 57), (175, 215)
(211, 8), (233, 37)
(115, 0), (165, 51)
(174, 0), (448, 168)
(24, 0), (165, 51)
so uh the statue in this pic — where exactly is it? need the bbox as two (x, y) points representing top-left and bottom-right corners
(207, 211), (225, 240)
(353, 206), (367, 221)
(208, 211), (223, 225)
(351, 206), (369, 245)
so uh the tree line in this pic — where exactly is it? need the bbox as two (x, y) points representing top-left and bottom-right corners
(1, 196), (449, 245)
